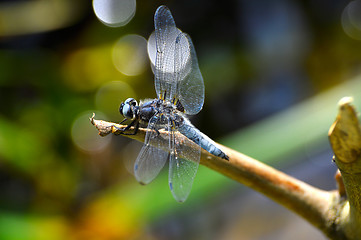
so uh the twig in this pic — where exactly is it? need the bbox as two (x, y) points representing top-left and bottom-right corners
(329, 97), (361, 239)
(90, 105), (358, 239)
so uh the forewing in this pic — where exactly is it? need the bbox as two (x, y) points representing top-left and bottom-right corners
(154, 6), (204, 114)
(154, 5), (180, 101)
(134, 114), (169, 185)
(176, 33), (205, 115)
(168, 127), (201, 202)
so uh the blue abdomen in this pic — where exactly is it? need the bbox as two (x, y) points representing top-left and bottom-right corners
(178, 122), (229, 160)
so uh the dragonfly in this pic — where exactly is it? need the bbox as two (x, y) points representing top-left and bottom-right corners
(117, 5), (229, 202)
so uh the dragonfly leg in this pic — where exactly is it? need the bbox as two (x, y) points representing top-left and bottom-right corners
(150, 128), (161, 139)
(114, 120), (139, 135)
(119, 118), (128, 124)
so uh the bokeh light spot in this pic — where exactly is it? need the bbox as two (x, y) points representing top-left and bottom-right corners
(147, 31), (156, 68)
(93, 0), (136, 27)
(71, 111), (111, 153)
(95, 81), (135, 120)
(112, 34), (148, 76)
(341, 0), (361, 40)
(63, 44), (121, 92)
(147, 30), (190, 74)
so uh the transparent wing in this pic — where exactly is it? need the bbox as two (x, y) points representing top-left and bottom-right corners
(154, 6), (204, 115)
(122, 140), (143, 176)
(174, 33), (204, 115)
(134, 114), (169, 185)
(168, 126), (201, 202)
(154, 5), (180, 101)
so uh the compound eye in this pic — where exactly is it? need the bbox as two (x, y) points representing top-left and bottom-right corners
(119, 102), (125, 116)
(122, 103), (134, 119)
(124, 98), (137, 106)
(125, 98), (137, 106)
(120, 98), (137, 119)
(131, 100), (137, 106)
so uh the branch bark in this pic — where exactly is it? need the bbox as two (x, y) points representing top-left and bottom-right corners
(90, 100), (360, 239)
(329, 97), (361, 239)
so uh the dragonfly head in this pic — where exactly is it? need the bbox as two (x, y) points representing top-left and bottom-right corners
(119, 98), (138, 120)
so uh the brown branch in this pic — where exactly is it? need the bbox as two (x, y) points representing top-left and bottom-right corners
(329, 97), (361, 239)
(90, 110), (355, 239)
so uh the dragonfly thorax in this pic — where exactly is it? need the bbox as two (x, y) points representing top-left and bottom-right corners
(137, 99), (184, 126)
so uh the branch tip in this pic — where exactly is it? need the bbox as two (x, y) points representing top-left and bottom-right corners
(338, 96), (354, 107)
(90, 113), (96, 125)
(329, 97), (361, 164)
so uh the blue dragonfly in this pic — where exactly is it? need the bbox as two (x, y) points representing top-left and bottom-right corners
(118, 5), (229, 202)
